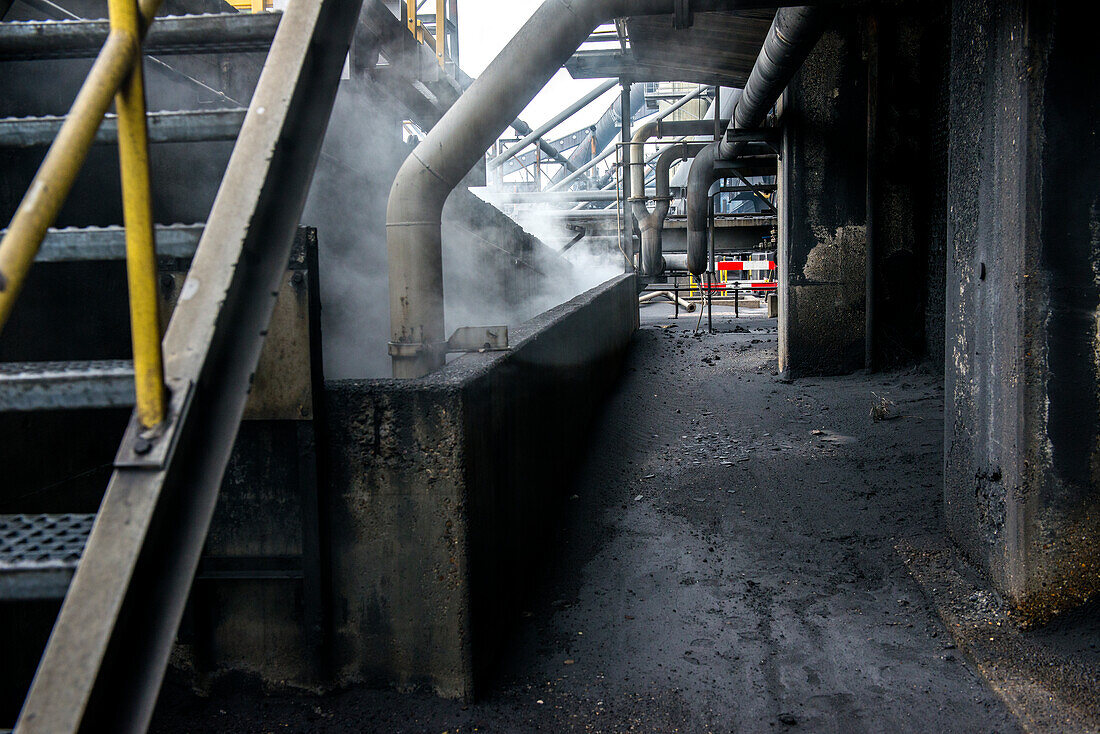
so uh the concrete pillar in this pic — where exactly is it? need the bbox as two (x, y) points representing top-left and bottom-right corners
(778, 15), (868, 377)
(945, 0), (1100, 623)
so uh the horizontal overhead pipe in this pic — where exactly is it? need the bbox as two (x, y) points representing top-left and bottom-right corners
(481, 189), (618, 203)
(685, 6), (824, 275)
(387, 0), (827, 377)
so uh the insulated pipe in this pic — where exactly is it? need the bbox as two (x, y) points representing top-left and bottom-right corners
(639, 290), (695, 311)
(633, 141), (706, 275)
(684, 6), (825, 275)
(388, 0), (816, 378)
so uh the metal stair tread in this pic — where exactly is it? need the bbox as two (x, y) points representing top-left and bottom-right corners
(0, 514), (95, 600)
(4, 222), (205, 262)
(0, 359), (135, 411)
(0, 108), (247, 148)
(0, 12), (282, 60)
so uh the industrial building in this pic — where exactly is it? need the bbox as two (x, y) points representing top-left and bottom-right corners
(0, 0), (1097, 731)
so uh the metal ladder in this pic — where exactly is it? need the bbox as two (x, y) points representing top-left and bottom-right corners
(0, 0), (361, 729)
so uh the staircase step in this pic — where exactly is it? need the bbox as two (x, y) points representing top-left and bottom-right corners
(0, 12), (281, 61)
(0, 360), (134, 411)
(0, 514), (94, 600)
(0, 108), (246, 148)
(15, 223), (204, 262)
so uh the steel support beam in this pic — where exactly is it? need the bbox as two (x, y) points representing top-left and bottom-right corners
(14, 0), (362, 729)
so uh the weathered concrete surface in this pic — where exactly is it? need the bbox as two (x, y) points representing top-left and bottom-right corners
(322, 274), (639, 698)
(870, 1), (950, 369)
(152, 304), (1028, 732)
(946, 0), (1100, 623)
(778, 14), (868, 377)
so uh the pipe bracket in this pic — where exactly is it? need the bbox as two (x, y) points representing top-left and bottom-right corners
(388, 325), (510, 360)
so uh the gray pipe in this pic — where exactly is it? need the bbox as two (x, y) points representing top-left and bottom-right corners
(685, 6), (825, 275)
(629, 118), (726, 202)
(387, 0), (818, 377)
(633, 142), (707, 275)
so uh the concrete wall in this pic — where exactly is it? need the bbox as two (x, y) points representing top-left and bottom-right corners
(777, 3), (951, 376)
(870, 2), (950, 369)
(945, 0), (1100, 623)
(778, 14), (868, 377)
(323, 274), (638, 698)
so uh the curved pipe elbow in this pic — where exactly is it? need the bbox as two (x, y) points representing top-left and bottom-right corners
(630, 121), (659, 199)
(634, 199), (670, 276)
(685, 143), (717, 276)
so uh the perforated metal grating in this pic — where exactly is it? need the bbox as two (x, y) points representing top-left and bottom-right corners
(0, 514), (94, 568)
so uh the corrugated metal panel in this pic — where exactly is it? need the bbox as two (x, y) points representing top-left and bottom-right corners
(626, 10), (774, 84)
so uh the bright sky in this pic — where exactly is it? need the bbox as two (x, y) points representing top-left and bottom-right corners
(457, 1), (622, 142)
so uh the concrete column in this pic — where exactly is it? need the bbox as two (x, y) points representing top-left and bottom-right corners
(778, 15), (868, 377)
(945, 0), (1100, 623)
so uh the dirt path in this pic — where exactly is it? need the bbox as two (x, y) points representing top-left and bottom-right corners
(153, 304), (1021, 733)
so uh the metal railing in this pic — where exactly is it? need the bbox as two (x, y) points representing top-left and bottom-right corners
(0, 0), (166, 429)
(405, 0), (450, 69)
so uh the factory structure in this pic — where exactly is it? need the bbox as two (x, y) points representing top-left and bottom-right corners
(0, 0), (1097, 730)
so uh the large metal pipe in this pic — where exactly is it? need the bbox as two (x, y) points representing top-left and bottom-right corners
(633, 141), (707, 275)
(685, 6), (825, 275)
(629, 118), (726, 201)
(387, 0), (818, 377)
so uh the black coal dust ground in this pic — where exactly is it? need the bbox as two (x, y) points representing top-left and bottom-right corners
(153, 302), (1021, 733)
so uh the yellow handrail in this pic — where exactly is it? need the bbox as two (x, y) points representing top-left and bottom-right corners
(0, 0), (166, 427)
(111, 0), (165, 429)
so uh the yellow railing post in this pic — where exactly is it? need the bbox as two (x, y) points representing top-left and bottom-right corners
(435, 0), (445, 68)
(406, 0), (417, 37)
(110, 0), (165, 429)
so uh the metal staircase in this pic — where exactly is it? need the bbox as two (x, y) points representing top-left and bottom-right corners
(0, 0), (361, 729)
